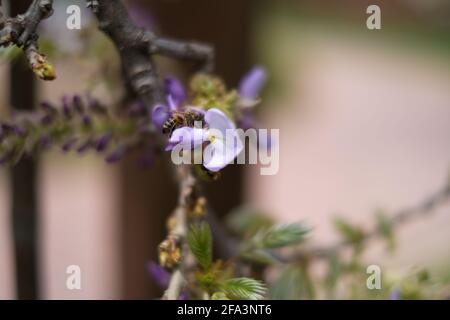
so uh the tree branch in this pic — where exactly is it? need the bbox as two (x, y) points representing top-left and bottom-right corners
(0, 0), (55, 80)
(286, 182), (450, 261)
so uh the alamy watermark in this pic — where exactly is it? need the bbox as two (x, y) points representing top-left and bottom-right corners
(169, 123), (280, 176)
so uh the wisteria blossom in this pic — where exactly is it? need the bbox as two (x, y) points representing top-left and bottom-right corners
(151, 76), (187, 130)
(166, 108), (243, 172)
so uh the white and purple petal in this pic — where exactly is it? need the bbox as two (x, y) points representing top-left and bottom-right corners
(238, 66), (267, 101)
(166, 127), (207, 151)
(151, 104), (170, 130)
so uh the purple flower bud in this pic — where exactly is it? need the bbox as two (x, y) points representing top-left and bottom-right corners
(239, 66), (267, 100)
(82, 115), (92, 127)
(390, 286), (402, 300)
(95, 133), (112, 152)
(40, 135), (51, 149)
(164, 76), (187, 107)
(88, 97), (107, 115)
(40, 114), (54, 126)
(1, 123), (13, 134)
(178, 292), (189, 300)
(151, 104), (170, 130)
(61, 138), (78, 152)
(76, 140), (92, 154)
(105, 145), (126, 163)
(72, 95), (84, 114)
(40, 101), (57, 114)
(147, 261), (170, 288)
(62, 96), (72, 119)
(14, 126), (27, 137)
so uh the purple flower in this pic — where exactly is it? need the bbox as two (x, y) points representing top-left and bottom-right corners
(239, 66), (267, 101)
(72, 95), (84, 114)
(167, 108), (243, 172)
(62, 96), (72, 119)
(40, 102), (56, 114)
(105, 145), (126, 163)
(40, 135), (51, 149)
(151, 104), (171, 130)
(178, 292), (189, 300)
(82, 115), (92, 127)
(61, 138), (78, 152)
(147, 261), (170, 288)
(164, 76), (187, 107)
(95, 133), (112, 152)
(151, 76), (187, 130)
(77, 140), (92, 154)
(88, 97), (107, 115)
(390, 286), (402, 300)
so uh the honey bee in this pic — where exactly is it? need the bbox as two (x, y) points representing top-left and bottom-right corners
(162, 110), (204, 134)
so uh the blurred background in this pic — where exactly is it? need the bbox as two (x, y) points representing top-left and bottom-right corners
(0, 0), (450, 299)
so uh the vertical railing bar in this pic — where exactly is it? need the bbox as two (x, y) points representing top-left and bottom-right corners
(9, 0), (39, 301)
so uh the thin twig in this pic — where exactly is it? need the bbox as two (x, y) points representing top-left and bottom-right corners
(286, 182), (450, 261)
(163, 165), (197, 300)
(0, 0), (55, 79)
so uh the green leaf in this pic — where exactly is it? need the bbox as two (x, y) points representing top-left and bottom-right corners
(222, 278), (266, 300)
(333, 217), (364, 245)
(259, 223), (310, 249)
(187, 221), (212, 269)
(324, 254), (342, 298)
(376, 210), (395, 252)
(270, 265), (315, 300)
(226, 207), (274, 237)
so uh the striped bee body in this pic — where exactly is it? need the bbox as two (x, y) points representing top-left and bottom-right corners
(162, 110), (205, 135)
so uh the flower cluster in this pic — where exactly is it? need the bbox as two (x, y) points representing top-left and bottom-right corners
(152, 67), (268, 174)
(0, 95), (156, 166)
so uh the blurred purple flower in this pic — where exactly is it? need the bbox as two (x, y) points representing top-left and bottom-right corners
(164, 76), (187, 107)
(390, 286), (402, 300)
(239, 66), (267, 101)
(151, 76), (187, 130)
(62, 138), (78, 153)
(147, 261), (170, 288)
(82, 115), (92, 127)
(95, 133), (112, 152)
(72, 95), (84, 114)
(77, 141), (92, 154)
(105, 145), (126, 163)
(167, 108), (243, 172)
(14, 126), (27, 137)
(40, 135), (51, 149)
(88, 97), (107, 115)
(178, 292), (189, 300)
(62, 96), (72, 119)
(40, 101), (57, 114)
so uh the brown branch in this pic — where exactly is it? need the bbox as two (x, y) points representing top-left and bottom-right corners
(0, 0), (55, 80)
(87, 0), (215, 111)
(84, 1), (216, 300)
(161, 165), (197, 300)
